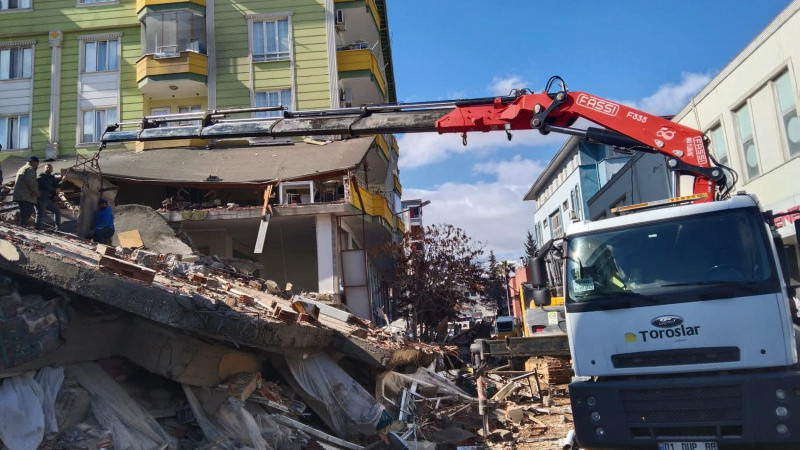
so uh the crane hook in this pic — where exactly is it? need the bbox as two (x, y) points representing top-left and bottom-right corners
(462, 133), (467, 146)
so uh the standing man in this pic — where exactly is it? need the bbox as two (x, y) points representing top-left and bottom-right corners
(13, 156), (39, 227)
(36, 163), (62, 230)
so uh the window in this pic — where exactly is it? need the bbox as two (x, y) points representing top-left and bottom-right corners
(550, 210), (563, 237)
(0, 115), (29, 150)
(254, 89), (291, 117)
(707, 124), (729, 166)
(150, 107), (170, 127)
(0, 0), (31, 10)
(83, 39), (118, 72)
(0, 46), (32, 79)
(252, 18), (290, 61)
(570, 186), (582, 220)
(535, 222), (543, 246)
(82, 108), (117, 143)
(773, 71), (800, 157)
(142, 11), (206, 57)
(178, 105), (202, 126)
(563, 200), (569, 212)
(734, 103), (759, 179)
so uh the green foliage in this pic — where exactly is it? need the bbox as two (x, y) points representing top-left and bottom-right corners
(525, 230), (537, 260)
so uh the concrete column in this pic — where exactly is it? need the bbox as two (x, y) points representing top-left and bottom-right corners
(316, 214), (335, 294)
(46, 30), (63, 160)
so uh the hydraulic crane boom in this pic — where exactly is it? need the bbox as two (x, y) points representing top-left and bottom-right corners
(101, 77), (727, 199)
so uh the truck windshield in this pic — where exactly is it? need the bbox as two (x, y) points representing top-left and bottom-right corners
(565, 208), (778, 306)
(496, 319), (514, 332)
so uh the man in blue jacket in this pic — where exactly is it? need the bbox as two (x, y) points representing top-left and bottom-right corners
(89, 198), (114, 244)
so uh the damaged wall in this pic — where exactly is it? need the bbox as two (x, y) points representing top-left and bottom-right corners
(258, 217), (319, 293)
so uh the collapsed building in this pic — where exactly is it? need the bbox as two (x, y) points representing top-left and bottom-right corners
(0, 220), (463, 449)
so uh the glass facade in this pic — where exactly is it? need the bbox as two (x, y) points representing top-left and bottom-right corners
(142, 10), (207, 56)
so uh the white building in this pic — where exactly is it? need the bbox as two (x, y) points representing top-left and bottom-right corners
(673, 0), (800, 284)
(524, 138), (630, 245)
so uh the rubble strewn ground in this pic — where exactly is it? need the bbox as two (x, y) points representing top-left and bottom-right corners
(0, 212), (576, 449)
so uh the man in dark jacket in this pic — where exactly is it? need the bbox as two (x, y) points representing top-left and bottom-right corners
(36, 164), (62, 230)
(13, 156), (39, 227)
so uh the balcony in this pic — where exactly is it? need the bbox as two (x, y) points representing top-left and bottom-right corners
(136, 0), (205, 14)
(337, 47), (386, 105)
(136, 52), (207, 98)
(137, 8), (207, 98)
(348, 181), (400, 231)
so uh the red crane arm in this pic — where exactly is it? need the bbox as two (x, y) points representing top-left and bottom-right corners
(435, 92), (716, 199)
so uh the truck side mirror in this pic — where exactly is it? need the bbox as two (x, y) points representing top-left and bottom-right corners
(532, 287), (551, 307)
(530, 255), (548, 287)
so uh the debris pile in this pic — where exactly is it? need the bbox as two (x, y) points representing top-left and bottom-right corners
(0, 220), (577, 449)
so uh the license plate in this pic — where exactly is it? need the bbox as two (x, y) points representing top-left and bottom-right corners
(658, 442), (718, 450)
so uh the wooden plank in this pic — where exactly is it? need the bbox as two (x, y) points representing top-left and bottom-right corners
(254, 184), (273, 254)
(98, 255), (156, 284)
(117, 230), (144, 249)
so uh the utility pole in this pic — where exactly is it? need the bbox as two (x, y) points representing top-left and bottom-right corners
(504, 266), (511, 316)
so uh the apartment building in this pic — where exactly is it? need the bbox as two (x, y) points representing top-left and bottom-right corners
(0, 0), (403, 322)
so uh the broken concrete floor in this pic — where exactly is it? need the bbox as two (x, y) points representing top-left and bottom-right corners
(0, 221), (577, 449)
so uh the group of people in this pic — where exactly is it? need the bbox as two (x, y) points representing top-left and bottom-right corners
(10, 155), (115, 244)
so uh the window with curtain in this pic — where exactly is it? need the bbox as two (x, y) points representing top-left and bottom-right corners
(707, 124), (729, 166)
(252, 18), (290, 61)
(83, 39), (118, 72)
(773, 71), (800, 157)
(254, 90), (291, 117)
(0, 0), (32, 10)
(550, 209), (563, 237)
(0, 46), (32, 80)
(734, 103), (759, 179)
(0, 115), (29, 150)
(81, 108), (117, 143)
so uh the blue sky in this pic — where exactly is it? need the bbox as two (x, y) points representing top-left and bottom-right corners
(385, 0), (792, 260)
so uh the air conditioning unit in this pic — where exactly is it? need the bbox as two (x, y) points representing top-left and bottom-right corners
(335, 10), (345, 30)
(339, 88), (353, 107)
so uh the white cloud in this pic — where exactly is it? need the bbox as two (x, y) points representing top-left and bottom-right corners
(405, 155), (546, 260)
(489, 75), (529, 96)
(632, 72), (713, 116)
(398, 128), (565, 169)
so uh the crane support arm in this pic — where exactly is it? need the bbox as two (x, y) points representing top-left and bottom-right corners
(100, 78), (724, 199)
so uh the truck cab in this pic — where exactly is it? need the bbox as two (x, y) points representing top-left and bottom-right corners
(565, 194), (800, 449)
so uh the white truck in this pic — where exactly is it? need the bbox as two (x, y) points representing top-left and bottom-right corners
(535, 193), (800, 449)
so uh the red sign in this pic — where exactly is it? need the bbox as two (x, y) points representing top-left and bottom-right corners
(774, 205), (800, 229)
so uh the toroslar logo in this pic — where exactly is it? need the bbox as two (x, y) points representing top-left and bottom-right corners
(651, 315), (683, 328)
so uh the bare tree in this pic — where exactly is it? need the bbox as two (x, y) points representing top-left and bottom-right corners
(381, 224), (484, 342)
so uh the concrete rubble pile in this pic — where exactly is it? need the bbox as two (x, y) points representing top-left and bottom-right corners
(0, 208), (576, 449)
(0, 220), (461, 449)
